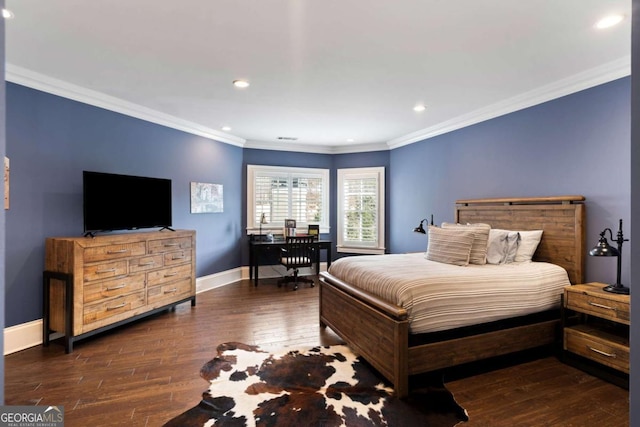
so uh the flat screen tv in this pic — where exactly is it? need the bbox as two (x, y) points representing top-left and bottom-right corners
(83, 171), (172, 235)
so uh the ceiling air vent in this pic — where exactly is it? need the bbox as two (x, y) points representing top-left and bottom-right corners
(277, 136), (298, 141)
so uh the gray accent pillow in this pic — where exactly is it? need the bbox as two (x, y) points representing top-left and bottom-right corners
(486, 229), (509, 264)
(486, 229), (521, 264)
(504, 231), (521, 263)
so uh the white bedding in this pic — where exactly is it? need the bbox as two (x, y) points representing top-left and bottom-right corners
(327, 253), (571, 334)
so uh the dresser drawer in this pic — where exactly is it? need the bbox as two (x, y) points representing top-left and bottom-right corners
(147, 264), (192, 287)
(163, 249), (192, 266)
(83, 273), (146, 303)
(148, 237), (193, 254)
(83, 291), (146, 325)
(147, 277), (193, 307)
(83, 241), (146, 263)
(564, 326), (629, 373)
(83, 260), (128, 282)
(128, 254), (164, 273)
(565, 291), (630, 323)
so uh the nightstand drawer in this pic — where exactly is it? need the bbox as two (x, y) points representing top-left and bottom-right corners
(565, 288), (630, 324)
(564, 326), (629, 373)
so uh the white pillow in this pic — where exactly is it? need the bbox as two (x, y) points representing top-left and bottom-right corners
(514, 230), (543, 262)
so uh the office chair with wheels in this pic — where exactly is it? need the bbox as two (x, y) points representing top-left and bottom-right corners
(278, 236), (316, 290)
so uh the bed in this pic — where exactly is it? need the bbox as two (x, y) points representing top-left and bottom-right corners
(319, 196), (585, 398)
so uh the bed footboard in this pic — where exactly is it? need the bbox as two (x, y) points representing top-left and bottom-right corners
(319, 271), (410, 397)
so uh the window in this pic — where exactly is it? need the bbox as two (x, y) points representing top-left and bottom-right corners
(337, 167), (385, 254)
(247, 165), (330, 234)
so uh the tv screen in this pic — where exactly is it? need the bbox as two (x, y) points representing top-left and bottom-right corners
(83, 171), (172, 234)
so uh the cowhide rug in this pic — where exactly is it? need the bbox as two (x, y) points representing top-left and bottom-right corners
(164, 342), (468, 427)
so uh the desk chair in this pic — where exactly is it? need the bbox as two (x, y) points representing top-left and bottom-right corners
(278, 236), (316, 290)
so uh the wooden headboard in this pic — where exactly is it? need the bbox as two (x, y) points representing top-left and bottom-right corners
(454, 196), (585, 285)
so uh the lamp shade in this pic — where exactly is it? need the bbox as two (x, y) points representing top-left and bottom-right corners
(589, 236), (619, 257)
(260, 213), (268, 224)
(413, 222), (426, 234)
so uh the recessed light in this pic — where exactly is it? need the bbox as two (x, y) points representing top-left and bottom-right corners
(2, 9), (14, 19)
(346, 138), (355, 143)
(222, 126), (232, 132)
(233, 79), (250, 88)
(595, 14), (624, 29)
(413, 105), (426, 112)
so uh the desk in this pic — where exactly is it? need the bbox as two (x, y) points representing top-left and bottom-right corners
(249, 238), (332, 286)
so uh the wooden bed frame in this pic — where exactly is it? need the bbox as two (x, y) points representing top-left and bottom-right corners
(319, 195), (585, 398)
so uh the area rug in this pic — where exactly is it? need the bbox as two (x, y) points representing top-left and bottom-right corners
(164, 342), (468, 427)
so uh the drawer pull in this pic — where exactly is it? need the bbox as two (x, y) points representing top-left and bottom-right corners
(164, 243), (180, 247)
(588, 302), (617, 311)
(138, 261), (155, 266)
(588, 346), (617, 358)
(106, 302), (126, 311)
(172, 256), (186, 260)
(96, 268), (116, 274)
(107, 249), (129, 254)
(164, 272), (178, 277)
(106, 284), (127, 291)
(164, 288), (178, 294)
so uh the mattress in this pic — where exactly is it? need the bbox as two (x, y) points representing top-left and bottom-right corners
(327, 253), (571, 334)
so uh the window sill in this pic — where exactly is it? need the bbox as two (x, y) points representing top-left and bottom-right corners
(336, 246), (385, 255)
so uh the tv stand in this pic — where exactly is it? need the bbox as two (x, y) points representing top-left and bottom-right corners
(43, 229), (196, 352)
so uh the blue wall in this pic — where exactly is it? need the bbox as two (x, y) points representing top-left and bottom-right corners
(389, 77), (631, 286)
(4, 77), (632, 352)
(5, 83), (244, 327)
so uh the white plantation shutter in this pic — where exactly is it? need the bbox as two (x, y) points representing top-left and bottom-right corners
(337, 167), (385, 254)
(247, 165), (329, 233)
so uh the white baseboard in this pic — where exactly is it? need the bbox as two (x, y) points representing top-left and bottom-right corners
(5, 263), (328, 355)
(4, 320), (44, 356)
(196, 267), (243, 293)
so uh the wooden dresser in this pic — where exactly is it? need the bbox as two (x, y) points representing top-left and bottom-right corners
(44, 229), (196, 352)
(562, 282), (629, 387)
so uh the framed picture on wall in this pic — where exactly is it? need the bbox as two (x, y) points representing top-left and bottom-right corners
(190, 182), (223, 213)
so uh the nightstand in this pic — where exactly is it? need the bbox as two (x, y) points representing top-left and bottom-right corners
(562, 282), (629, 388)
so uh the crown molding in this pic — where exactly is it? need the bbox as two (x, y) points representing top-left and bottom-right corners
(387, 56), (631, 150)
(5, 64), (246, 147)
(6, 57), (629, 154)
(243, 139), (389, 154)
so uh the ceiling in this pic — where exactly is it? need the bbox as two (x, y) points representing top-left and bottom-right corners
(4, 1), (631, 153)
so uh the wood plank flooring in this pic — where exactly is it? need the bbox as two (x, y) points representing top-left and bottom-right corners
(5, 277), (629, 426)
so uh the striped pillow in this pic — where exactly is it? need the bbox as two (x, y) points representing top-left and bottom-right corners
(441, 222), (491, 265)
(426, 226), (475, 266)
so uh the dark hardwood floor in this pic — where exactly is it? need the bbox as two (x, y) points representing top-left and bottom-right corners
(5, 277), (629, 426)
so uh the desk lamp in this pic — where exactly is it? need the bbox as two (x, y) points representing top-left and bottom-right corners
(413, 214), (434, 234)
(259, 213), (268, 236)
(589, 219), (629, 295)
